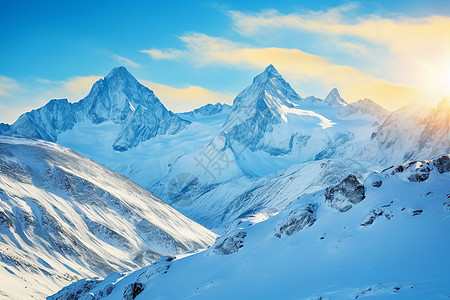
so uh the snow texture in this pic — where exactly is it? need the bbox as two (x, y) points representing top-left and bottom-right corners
(52, 155), (450, 299)
(0, 135), (216, 299)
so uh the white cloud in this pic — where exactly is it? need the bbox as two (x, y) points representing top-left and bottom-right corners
(0, 76), (22, 97)
(229, 7), (450, 99)
(112, 54), (141, 68)
(141, 48), (184, 60)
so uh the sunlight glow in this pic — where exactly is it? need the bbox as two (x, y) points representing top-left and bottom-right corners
(444, 65), (450, 93)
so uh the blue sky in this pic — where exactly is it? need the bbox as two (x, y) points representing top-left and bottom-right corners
(1, 0), (450, 123)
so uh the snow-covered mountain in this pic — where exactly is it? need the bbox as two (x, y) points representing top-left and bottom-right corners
(357, 99), (450, 165)
(1, 65), (448, 229)
(220, 65), (356, 177)
(0, 64), (448, 299)
(342, 98), (389, 119)
(0, 67), (190, 151)
(2, 65), (445, 233)
(0, 135), (216, 299)
(324, 87), (348, 106)
(51, 155), (450, 299)
(415, 97), (450, 158)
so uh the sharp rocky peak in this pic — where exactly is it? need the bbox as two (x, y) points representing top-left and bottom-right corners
(104, 66), (139, 84)
(252, 64), (282, 83)
(324, 88), (347, 106)
(1, 66), (190, 151)
(231, 65), (302, 111)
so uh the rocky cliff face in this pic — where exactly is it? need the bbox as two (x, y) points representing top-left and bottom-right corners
(325, 174), (366, 212)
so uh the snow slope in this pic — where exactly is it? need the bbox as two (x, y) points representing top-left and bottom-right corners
(0, 135), (216, 299)
(51, 155), (450, 300)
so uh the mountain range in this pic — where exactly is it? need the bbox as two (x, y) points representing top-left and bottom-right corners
(0, 65), (449, 299)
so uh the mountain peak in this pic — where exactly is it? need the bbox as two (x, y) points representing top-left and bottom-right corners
(264, 64), (278, 74)
(253, 64), (282, 84)
(105, 66), (138, 83)
(231, 65), (301, 113)
(107, 65), (130, 75)
(324, 88), (347, 106)
(2, 66), (190, 151)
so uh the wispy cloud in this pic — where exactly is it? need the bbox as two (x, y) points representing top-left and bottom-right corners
(0, 76), (22, 97)
(141, 49), (184, 60)
(112, 54), (141, 68)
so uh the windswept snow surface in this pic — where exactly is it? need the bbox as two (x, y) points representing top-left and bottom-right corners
(0, 136), (216, 299)
(51, 156), (450, 299)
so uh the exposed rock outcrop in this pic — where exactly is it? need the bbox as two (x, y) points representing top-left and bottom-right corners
(325, 174), (365, 212)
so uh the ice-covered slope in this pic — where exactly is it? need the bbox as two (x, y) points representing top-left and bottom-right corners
(0, 67), (190, 151)
(51, 155), (450, 300)
(0, 135), (216, 299)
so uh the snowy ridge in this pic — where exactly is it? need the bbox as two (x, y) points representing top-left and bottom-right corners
(0, 136), (216, 299)
(51, 155), (450, 299)
(178, 102), (232, 121)
(152, 158), (372, 230)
